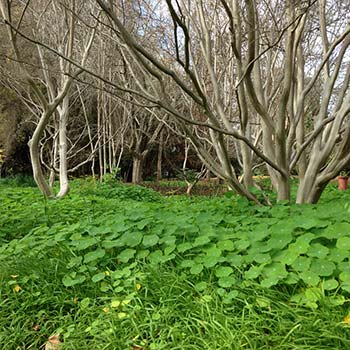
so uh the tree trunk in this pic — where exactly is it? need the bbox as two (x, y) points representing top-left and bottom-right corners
(56, 96), (70, 198)
(156, 130), (163, 182)
(132, 156), (143, 184)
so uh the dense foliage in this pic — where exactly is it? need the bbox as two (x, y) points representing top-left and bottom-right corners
(1, 178), (350, 349)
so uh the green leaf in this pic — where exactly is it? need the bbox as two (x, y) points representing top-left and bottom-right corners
(217, 240), (234, 251)
(310, 259), (335, 277)
(136, 249), (150, 259)
(80, 297), (90, 309)
(67, 256), (83, 269)
(262, 263), (288, 280)
(328, 248), (348, 263)
(321, 223), (350, 240)
(291, 256), (311, 272)
(322, 279), (338, 290)
(148, 250), (163, 264)
(177, 242), (193, 253)
(299, 271), (320, 286)
(72, 237), (99, 250)
(62, 273), (86, 287)
(91, 272), (105, 283)
(203, 256), (220, 268)
(102, 239), (123, 249)
(336, 237), (350, 250)
(235, 239), (250, 250)
(307, 243), (329, 258)
(260, 277), (279, 288)
(254, 253), (271, 264)
(181, 259), (195, 268)
(205, 246), (222, 257)
(218, 276), (236, 288)
(245, 266), (263, 280)
(117, 249), (136, 263)
(215, 266), (233, 278)
(125, 232), (143, 247)
(194, 282), (207, 291)
(225, 254), (243, 267)
(142, 234), (159, 247)
(267, 232), (293, 250)
(84, 248), (105, 264)
(193, 235), (211, 247)
(190, 263), (203, 275)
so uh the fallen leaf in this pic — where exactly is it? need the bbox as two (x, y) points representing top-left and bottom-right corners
(32, 324), (40, 331)
(45, 334), (61, 350)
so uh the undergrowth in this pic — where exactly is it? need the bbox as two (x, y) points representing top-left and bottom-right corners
(1, 179), (350, 349)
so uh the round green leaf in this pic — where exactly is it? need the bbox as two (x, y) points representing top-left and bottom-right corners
(148, 250), (163, 264)
(217, 240), (234, 251)
(310, 259), (335, 277)
(91, 272), (105, 283)
(299, 271), (320, 286)
(190, 263), (204, 275)
(322, 279), (338, 290)
(84, 248), (105, 264)
(117, 249), (136, 263)
(125, 232), (143, 247)
(218, 276), (236, 288)
(142, 234), (159, 247)
(328, 248), (348, 263)
(254, 253), (271, 264)
(215, 266), (233, 278)
(194, 282), (207, 291)
(307, 243), (329, 259)
(177, 242), (193, 253)
(203, 256), (220, 268)
(336, 237), (350, 250)
(291, 256), (311, 272)
(193, 235), (211, 247)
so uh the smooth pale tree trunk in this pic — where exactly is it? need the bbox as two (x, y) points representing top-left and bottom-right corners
(156, 130), (163, 182)
(132, 156), (143, 184)
(56, 95), (70, 198)
(28, 111), (54, 198)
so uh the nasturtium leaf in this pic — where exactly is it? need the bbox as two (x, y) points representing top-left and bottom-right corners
(177, 242), (193, 253)
(299, 271), (320, 286)
(164, 245), (176, 255)
(322, 223), (350, 239)
(190, 263), (203, 275)
(203, 256), (220, 268)
(328, 295), (346, 306)
(225, 253), (243, 267)
(262, 263), (288, 280)
(260, 277), (279, 288)
(216, 288), (226, 296)
(235, 239), (250, 250)
(254, 253), (271, 264)
(73, 237), (99, 250)
(148, 250), (163, 264)
(328, 248), (348, 263)
(289, 240), (310, 254)
(310, 259), (335, 276)
(62, 273), (86, 287)
(84, 248), (105, 264)
(245, 266), (263, 279)
(218, 276), (236, 288)
(215, 266), (233, 278)
(194, 282), (208, 291)
(256, 296), (271, 308)
(267, 232), (293, 250)
(193, 235), (211, 247)
(337, 262), (350, 273)
(124, 232), (143, 247)
(217, 240), (234, 251)
(67, 256), (83, 269)
(339, 271), (350, 282)
(102, 239), (123, 249)
(284, 272), (299, 284)
(322, 279), (338, 290)
(341, 282), (350, 293)
(291, 256), (311, 272)
(160, 235), (176, 246)
(142, 234), (159, 247)
(181, 259), (195, 268)
(91, 272), (105, 283)
(136, 249), (150, 259)
(205, 246), (222, 257)
(336, 237), (350, 250)
(280, 250), (299, 265)
(307, 243), (329, 258)
(80, 297), (90, 309)
(297, 218), (325, 230)
(117, 249), (136, 263)
(247, 225), (270, 242)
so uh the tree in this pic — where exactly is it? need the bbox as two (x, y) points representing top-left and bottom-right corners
(93, 0), (350, 204)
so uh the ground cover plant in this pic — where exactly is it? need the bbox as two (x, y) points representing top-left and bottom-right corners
(1, 178), (350, 349)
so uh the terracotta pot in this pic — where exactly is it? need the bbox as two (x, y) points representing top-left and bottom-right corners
(337, 176), (348, 190)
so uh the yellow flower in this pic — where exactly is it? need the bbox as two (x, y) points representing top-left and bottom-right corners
(102, 307), (110, 313)
(13, 285), (21, 293)
(344, 315), (350, 324)
(135, 283), (142, 291)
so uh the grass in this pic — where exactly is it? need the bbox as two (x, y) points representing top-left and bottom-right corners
(1, 178), (350, 349)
